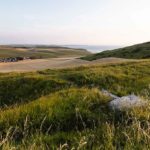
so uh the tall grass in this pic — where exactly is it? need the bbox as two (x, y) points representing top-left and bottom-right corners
(0, 74), (68, 107)
(0, 88), (150, 149)
(0, 60), (150, 149)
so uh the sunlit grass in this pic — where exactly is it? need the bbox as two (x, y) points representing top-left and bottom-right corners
(0, 60), (150, 149)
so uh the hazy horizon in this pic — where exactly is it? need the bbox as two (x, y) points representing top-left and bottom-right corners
(0, 0), (150, 45)
(0, 43), (122, 53)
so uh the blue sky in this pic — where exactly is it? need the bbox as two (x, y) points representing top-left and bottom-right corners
(0, 0), (150, 45)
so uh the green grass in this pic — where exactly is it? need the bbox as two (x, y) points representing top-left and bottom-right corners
(82, 42), (150, 60)
(0, 60), (150, 149)
(0, 75), (68, 107)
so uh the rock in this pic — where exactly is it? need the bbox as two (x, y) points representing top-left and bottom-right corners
(109, 94), (146, 110)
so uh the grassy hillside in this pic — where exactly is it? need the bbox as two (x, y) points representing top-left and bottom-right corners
(0, 60), (150, 149)
(82, 42), (150, 61)
(0, 45), (90, 59)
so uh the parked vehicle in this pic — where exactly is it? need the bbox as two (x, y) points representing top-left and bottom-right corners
(0, 57), (31, 63)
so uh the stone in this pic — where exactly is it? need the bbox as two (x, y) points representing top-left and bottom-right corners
(109, 94), (146, 110)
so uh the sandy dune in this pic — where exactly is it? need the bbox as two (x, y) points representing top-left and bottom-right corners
(0, 57), (131, 73)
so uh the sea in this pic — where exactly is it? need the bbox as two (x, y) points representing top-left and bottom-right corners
(63, 45), (122, 53)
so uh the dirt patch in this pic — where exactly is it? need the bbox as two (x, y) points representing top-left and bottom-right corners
(0, 57), (132, 73)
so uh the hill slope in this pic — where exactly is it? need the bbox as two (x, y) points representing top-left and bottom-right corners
(0, 60), (150, 149)
(82, 42), (150, 61)
(0, 45), (90, 59)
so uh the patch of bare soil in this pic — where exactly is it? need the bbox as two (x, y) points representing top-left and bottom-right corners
(0, 57), (132, 73)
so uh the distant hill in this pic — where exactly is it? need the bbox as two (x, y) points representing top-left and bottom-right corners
(0, 45), (90, 59)
(81, 42), (150, 61)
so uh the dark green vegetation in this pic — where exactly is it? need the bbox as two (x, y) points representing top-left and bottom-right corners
(0, 45), (90, 59)
(0, 60), (150, 149)
(82, 42), (150, 61)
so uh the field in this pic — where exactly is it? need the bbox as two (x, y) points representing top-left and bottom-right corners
(0, 45), (90, 59)
(0, 59), (150, 149)
(0, 57), (133, 73)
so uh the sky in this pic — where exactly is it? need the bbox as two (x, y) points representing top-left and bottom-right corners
(0, 0), (150, 45)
